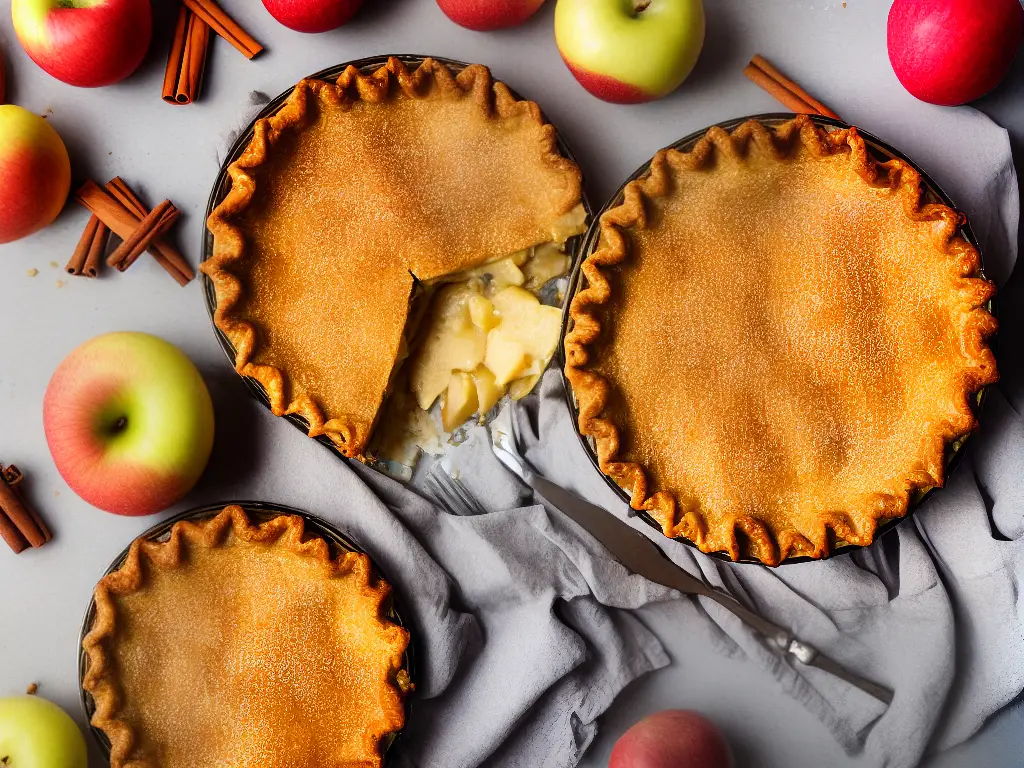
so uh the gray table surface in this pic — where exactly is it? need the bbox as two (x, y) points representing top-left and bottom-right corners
(1, 1), (1022, 766)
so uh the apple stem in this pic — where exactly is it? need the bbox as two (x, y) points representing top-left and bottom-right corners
(111, 416), (128, 434)
(633, 0), (651, 12)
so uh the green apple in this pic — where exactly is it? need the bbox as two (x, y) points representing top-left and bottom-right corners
(43, 332), (215, 516)
(555, 0), (705, 103)
(0, 696), (88, 768)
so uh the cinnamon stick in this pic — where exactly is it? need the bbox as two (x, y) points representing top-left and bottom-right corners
(751, 55), (840, 120)
(84, 221), (110, 277)
(0, 465), (48, 551)
(0, 508), (27, 554)
(163, 6), (210, 105)
(182, 0), (263, 59)
(106, 178), (194, 284)
(107, 200), (180, 272)
(744, 56), (840, 120)
(2, 466), (51, 544)
(74, 180), (193, 286)
(67, 216), (101, 276)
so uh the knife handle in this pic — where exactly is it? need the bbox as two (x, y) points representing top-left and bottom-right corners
(655, 566), (793, 649)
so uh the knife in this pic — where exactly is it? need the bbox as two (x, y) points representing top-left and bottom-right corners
(489, 410), (894, 706)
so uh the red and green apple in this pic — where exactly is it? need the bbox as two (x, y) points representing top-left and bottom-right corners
(436, 0), (546, 31)
(11, 0), (152, 88)
(0, 695), (88, 768)
(888, 0), (1024, 106)
(610, 710), (732, 768)
(0, 105), (70, 245)
(44, 332), (215, 517)
(555, 0), (705, 104)
(260, 0), (364, 32)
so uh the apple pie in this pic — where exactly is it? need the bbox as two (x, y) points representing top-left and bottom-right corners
(565, 116), (998, 565)
(81, 506), (411, 768)
(203, 57), (585, 461)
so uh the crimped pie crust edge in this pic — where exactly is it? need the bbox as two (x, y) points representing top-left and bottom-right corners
(563, 115), (999, 566)
(81, 505), (410, 768)
(202, 56), (582, 459)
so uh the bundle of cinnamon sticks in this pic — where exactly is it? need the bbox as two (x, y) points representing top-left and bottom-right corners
(743, 54), (840, 120)
(163, 0), (263, 106)
(0, 465), (51, 555)
(67, 178), (194, 286)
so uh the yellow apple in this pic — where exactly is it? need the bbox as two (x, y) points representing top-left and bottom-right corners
(0, 105), (70, 244)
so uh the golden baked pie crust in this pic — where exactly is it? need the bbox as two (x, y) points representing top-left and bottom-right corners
(565, 116), (998, 566)
(82, 506), (410, 768)
(203, 57), (582, 458)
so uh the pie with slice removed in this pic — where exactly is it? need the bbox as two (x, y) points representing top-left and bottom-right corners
(565, 116), (998, 566)
(203, 57), (585, 461)
(82, 506), (411, 768)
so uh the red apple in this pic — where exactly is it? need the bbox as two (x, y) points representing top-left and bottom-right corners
(436, 0), (545, 31)
(0, 105), (70, 245)
(609, 710), (732, 768)
(11, 0), (152, 88)
(888, 0), (1024, 106)
(44, 332), (215, 517)
(555, 0), (705, 104)
(260, 0), (364, 32)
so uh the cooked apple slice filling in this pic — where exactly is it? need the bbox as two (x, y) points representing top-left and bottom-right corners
(368, 205), (586, 468)
(408, 246), (569, 434)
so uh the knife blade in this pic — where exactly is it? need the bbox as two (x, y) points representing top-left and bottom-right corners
(524, 471), (894, 705)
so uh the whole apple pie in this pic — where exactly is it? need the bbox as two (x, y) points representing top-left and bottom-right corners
(565, 116), (998, 566)
(203, 57), (586, 463)
(82, 506), (411, 768)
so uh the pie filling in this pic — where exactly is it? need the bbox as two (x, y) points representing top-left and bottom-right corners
(370, 205), (586, 467)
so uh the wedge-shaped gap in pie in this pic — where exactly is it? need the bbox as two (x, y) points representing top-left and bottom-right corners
(204, 57), (587, 465)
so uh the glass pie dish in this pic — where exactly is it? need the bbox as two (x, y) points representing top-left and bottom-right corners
(77, 500), (416, 762)
(558, 112), (996, 565)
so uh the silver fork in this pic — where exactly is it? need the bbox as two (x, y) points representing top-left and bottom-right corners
(487, 406), (895, 705)
(425, 459), (488, 517)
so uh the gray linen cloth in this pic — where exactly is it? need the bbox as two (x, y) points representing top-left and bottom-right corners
(203, 107), (1021, 768)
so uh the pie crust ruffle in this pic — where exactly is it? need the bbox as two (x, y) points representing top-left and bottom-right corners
(564, 116), (998, 566)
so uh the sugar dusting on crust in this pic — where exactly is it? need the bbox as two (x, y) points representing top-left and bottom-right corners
(202, 57), (583, 459)
(82, 507), (409, 768)
(565, 116), (998, 565)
